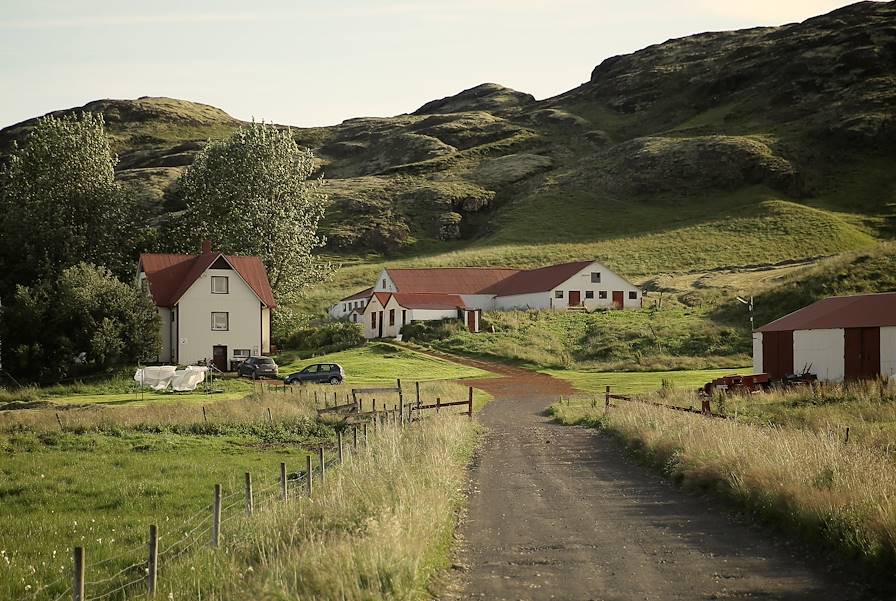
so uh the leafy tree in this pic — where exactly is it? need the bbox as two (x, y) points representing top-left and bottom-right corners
(0, 263), (160, 383)
(0, 113), (138, 297)
(172, 122), (332, 307)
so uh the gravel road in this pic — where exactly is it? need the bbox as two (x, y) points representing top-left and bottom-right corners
(434, 358), (887, 601)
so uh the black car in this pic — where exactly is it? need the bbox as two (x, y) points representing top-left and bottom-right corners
(284, 363), (345, 385)
(237, 356), (279, 379)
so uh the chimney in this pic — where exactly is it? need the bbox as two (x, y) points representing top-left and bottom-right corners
(201, 240), (212, 254)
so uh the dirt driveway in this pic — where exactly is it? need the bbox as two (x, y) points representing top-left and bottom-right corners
(432, 354), (886, 600)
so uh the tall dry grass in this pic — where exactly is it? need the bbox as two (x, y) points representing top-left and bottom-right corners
(154, 415), (479, 600)
(551, 401), (896, 569)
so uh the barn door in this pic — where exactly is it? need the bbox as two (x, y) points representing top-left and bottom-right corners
(569, 291), (581, 307)
(845, 327), (880, 380)
(612, 291), (624, 310)
(762, 331), (793, 380)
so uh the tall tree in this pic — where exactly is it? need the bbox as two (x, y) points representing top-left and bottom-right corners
(0, 113), (136, 296)
(173, 121), (332, 326)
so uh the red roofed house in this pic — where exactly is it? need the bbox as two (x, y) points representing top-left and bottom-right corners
(753, 292), (896, 382)
(335, 260), (641, 339)
(138, 241), (276, 370)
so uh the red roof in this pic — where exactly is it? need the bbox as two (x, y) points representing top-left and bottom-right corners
(139, 251), (276, 308)
(758, 293), (896, 332)
(492, 261), (595, 296)
(387, 267), (520, 294)
(340, 287), (373, 302)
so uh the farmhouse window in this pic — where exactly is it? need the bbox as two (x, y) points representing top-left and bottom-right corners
(389, 309), (395, 326)
(629, 291), (638, 299)
(371, 312), (377, 328)
(585, 291), (594, 299)
(211, 276), (229, 294)
(555, 290), (564, 298)
(599, 291), (607, 299)
(591, 272), (601, 283)
(211, 312), (229, 331)
(382, 279), (386, 288)
(402, 310), (407, 325)
(233, 349), (250, 358)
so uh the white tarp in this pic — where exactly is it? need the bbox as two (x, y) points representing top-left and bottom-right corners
(172, 366), (208, 392)
(134, 366), (177, 391)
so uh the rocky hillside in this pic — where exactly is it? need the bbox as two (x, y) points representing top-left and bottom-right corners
(2, 1), (894, 260)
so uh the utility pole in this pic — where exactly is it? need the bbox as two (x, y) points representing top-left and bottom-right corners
(736, 295), (754, 331)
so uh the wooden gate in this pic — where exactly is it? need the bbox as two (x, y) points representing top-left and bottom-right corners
(844, 327), (880, 380)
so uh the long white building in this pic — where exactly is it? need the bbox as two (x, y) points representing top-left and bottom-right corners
(331, 260), (642, 339)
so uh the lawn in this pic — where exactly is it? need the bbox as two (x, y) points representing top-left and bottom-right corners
(545, 367), (747, 395)
(275, 342), (491, 385)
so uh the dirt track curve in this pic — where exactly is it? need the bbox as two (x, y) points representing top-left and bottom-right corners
(425, 353), (887, 601)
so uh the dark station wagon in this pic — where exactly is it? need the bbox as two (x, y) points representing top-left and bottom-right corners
(283, 363), (345, 385)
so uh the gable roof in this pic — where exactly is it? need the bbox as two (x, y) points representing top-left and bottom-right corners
(340, 287), (373, 302)
(140, 251), (276, 308)
(492, 261), (595, 296)
(758, 292), (896, 332)
(386, 267), (520, 295)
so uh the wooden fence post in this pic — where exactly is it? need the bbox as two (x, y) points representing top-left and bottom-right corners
(353, 426), (358, 450)
(211, 484), (221, 548)
(363, 423), (368, 448)
(319, 447), (326, 484)
(147, 524), (158, 597)
(397, 379), (404, 425)
(468, 387), (474, 419)
(314, 391), (318, 406)
(845, 426), (850, 443)
(338, 431), (344, 465)
(73, 546), (85, 601)
(202, 405), (208, 424)
(306, 455), (313, 497)
(280, 462), (288, 501)
(56, 413), (64, 431)
(436, 397), (441, 414)
(244, 472), (254, 516)
(605, 386), (610, 410)
(267, 407), (273, 424)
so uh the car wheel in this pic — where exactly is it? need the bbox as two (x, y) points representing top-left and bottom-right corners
(329, 377), (339, 385)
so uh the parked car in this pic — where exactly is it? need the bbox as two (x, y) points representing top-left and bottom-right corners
(284, 363), (345, 385)
(237, 356), (279, 379)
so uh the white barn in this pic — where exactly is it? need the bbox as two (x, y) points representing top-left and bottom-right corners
(335, 260), (641, 339)
(138, 242), (276, 370)
(753, 292), (896, 382)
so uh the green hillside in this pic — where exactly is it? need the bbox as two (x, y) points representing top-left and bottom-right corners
(1, 1), (894, 369)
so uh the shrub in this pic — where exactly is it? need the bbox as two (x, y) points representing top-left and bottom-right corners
(283, 321), (364, 355)
(400, 319), (465, 343)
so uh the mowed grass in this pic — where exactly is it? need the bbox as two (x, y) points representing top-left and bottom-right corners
(550, 399), (896, 572)
(545, 367), (748, 395)
(275, 342), (491, 385)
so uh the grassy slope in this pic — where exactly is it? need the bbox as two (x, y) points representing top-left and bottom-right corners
(545, 367), (745, 395)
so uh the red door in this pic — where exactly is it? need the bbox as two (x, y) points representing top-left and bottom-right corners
(569, 291), (581, 307)
(612, 291), (624, 310)
(762, 331), (794, 380)
(845, 327), (880, 380)
(467, 311), (476, 332)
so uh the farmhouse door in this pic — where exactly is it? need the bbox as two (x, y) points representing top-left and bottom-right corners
(569, 291), (581, 307)
(212, 345), (227, 372)
(844, 327), (880, 380)
(467, 310), (476, 332)
(761, 331), (794, 380)
(378, 311), (384, 338)
(612, 291), (624, 310)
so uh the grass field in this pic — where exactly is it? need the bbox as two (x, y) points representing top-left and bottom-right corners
(0, 387), (479, 600)
(545, 367), (748, 395)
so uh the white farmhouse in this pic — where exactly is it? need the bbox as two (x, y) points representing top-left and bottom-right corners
(334, 260), (641, 339)
(138, 241), (276, 370)
(753, 292), (896, 382)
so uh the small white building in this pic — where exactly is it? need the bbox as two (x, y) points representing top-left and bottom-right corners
(329, 287), (372, 322)
(138, 241), (276, 370)
(335, 260), (640, 339)
(753, 292), (896, 382)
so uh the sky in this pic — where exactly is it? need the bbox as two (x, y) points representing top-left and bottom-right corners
(0, 0), (862, 129)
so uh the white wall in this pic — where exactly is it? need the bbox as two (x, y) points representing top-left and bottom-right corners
(374, 270), (398, 293)
(409, 308), (459, 322)
(551, 262), (641, 310)
(459, 294), (496, 311)
(493, 291), (551, 311)
(752, 333), (763, 374)
(362, 296), (405, 339)
(881, 326), (896, 380)
(793, 329), (845, 382)
(261, 306), (271, 354)
(177, 267), (263, 366)
(158, 307), (173, 363)
(330, 297), (368, 319)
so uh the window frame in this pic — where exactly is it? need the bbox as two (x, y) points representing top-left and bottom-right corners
(211, 276), (229, 294)
(554, 290), (564, 299)
(598, 291), (608, 299)
(585, 290), (594, 299)
(591, 272), (601, 283)
(389, 308), (395, 326)
(233, 348), (250, 358)
(371, 312), (377, 328)
(211, 311), (229, 331)
(629, 291), (638, 300)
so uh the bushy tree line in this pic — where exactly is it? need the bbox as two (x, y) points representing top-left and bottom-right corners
(0, 114), (331, 383)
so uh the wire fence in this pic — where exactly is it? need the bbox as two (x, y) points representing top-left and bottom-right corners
(20, 383), (474, 601)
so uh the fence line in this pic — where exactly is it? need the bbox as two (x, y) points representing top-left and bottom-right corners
(27, 380), (475, 601)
